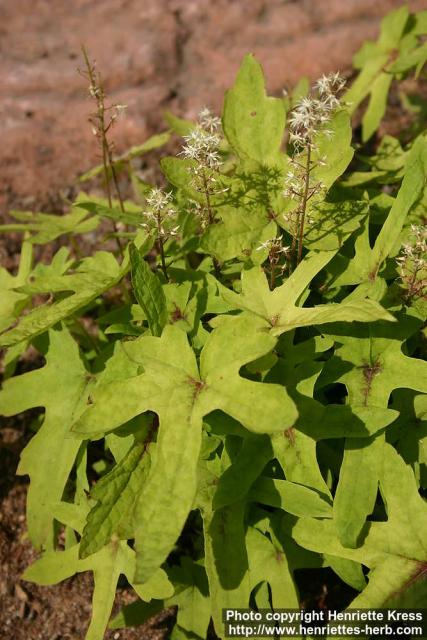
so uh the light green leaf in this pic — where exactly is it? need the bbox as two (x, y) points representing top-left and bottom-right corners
(23, 536), (171, 640)
(0, 239), (32, 333)
(320, 137), (427, 289)
(200, 207), (276, 262)
(284, 444), (427, 608)
(265, 349), (397, 506)
(378, 5), (409, 50)
(247, 526), (299, 608)
(302, 201), (368, 251)
(0, 208), (98, 243)
(369, 135), (427, 277)
(80, 439), (152, 558)
(168, 560), (211, 639)
(129, 243), (167, 336)
(320, 322), (427, 408)
(203, 501), (250, 635)
(319, 319), (427, 546)
(362, 73), (393, 142)
(109, 600), (164, 630)
(272, 426), (331, 498)
(390, 41), (427, 75)
(0, 251), (125, 347)
(222, 54), (285, 166)
(324, 555), (366, 591)
(213, 435), (273, 509)
(160, 156), (207, 203)
(333, 436), (383, 548)
(198, 314), (298, 433)
(76, 200), (143, 226)
(220, 252), (394, 336)
(23, 544), (81, 584)
(164, 111), (195, 136)
(311, 110), (354, 190)
(249, 477), (333, 518)
(345, 55), (388, 118)
(345, 5), (410, 139)
(0, 327), (88, 549)
(74, 315), (296, 584)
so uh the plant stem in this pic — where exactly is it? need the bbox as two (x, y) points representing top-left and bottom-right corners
(105, 144), (126, 215)
(201, 169), (214, 226)
(297, 143), (312, 266)
(201, 168), (221, 278)
(404, 263), (422, 303)
(158, 238), (169, 281)
(155, 212), (169, 281)
(81, 46), (124, 259)
(269, 263), (276, 290)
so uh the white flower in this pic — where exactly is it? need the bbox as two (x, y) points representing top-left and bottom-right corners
(256, 238), (289, 254)
(315, 72), (345, 96)
(256, 240), (272, 252)
(287, 71), (344, 154)
(396, 224), (427, 300)
(181, 128), (221, 168)
(111, 104), (128, 121)
(298, 96), (316, 111)
(198, 107), (221, 132)
(142, 188), (178, 240)
(289, 110), (311, 129)
(89, 85), (100, 99)
(289, 131), (306, 146)
(146, 188), (173, 212)
(315, 74), (331, 95)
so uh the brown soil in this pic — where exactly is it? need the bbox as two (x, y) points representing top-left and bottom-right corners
(0, 420), (175, 639)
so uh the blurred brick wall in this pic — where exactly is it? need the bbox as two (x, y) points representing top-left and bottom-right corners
(1, 0), (425, 210)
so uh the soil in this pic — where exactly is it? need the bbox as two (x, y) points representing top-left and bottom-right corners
(0, 418), (175, 640)
(1, 1), (427, 638)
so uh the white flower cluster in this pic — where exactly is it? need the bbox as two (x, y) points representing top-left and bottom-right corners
(141, 188), (179, 240)
(256, 237), (291, 285)
(198, 107), (222, 133)
(283, 163), (326, 205)
(256, 238), (290, 254)
(288, 72), (346, 149)
(180, 108), (222, 170)
(188, 200), (210, 230)
(397, 224), (427, 265)
(180, 108), (225, 228)
(396, 224), (427, 301)
(282, 72), (346, 240)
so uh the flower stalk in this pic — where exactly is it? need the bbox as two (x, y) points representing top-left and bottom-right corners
(396, 224), (427, 303)
(141, 188), (179, 281)
(283, 72), (346, 267)
(81, 47), (128, 257)
(257, 237), (290, 290)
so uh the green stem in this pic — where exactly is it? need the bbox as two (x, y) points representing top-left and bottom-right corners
(158, 237), (169, 282)
(201, 168), (221, 279)
(297, 144), (311, 266)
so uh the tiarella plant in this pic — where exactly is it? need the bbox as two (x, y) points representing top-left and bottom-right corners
(1, 6), (427, 640)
